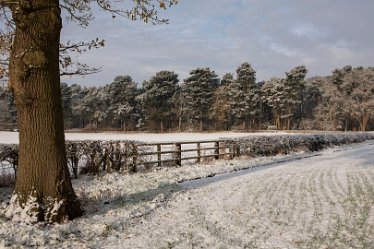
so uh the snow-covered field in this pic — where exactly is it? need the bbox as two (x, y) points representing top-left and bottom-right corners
(0, 131), (289, 144)
(1, 141), (373, 248)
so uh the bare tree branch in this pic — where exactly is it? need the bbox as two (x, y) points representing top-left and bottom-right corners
(60, 0), (93, 27)
(60, 63), (102, 77)
(59, 38), (105, 53)
(1, 0), (178, 81)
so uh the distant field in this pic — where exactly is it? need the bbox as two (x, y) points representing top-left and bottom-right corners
(0, 131), (290, 144)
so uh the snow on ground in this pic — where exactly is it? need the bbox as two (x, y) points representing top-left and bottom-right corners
(123, 142), (374, 249)
(0, 131), (291, 144)
(1, 141), (374, 248)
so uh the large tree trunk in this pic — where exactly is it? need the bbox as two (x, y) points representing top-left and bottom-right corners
(8, 0), (82, 223)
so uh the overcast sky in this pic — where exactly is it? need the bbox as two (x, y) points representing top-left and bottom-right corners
(61, 0), (374, 86)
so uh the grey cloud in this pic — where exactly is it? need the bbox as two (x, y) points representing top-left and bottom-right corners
(61, 0), (374, 86)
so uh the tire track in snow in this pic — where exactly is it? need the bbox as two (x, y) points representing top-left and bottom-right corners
(117, 143), (374, 249)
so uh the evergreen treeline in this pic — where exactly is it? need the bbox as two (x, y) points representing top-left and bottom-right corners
(1, 64), (374, 132)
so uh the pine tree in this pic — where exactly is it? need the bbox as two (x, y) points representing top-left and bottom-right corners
(139, 71), (179, 131)
(229, 63), (259, 129)
(182, 68), (219, 131)
(220, 73), (234, 86)
(211, 84), (231, 130)
(70, 84), (89, 128)
(283, 65), (308, 130)
(107, 75), (138, 131)
(332, 66), (374, 131)
(306, 76), (342, 130)
(171, 87), (186, 131)
(262, 77), (286, 130)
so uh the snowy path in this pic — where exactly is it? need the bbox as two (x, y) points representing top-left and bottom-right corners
(1, 142), (373, 248)
(118, 143), (374, 248)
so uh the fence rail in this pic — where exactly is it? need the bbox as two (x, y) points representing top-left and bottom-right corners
(138, 140), (233, 167)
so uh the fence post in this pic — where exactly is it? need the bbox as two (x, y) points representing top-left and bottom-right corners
(235, 144), (241, 157)
(114, 141), (122, 171)
(157, 144), (162, 167)
(196, 142), (201, 163)
(123, 142), (128, 170)
(175, 143), (182, 166)
(105, 143), (111, 174)
(214, 141), (220, 160)
(228, 144), (234, 159)
(129, 144), (138, 173)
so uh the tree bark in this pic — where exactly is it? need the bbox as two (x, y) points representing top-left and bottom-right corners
(275, 110), (281, 130)
(330, 115), (336, 131)
(286, 105), (292, 130)
(160, 120), (164, 132)
(123, 121), (127, 132)
(360, 111), (370, 131)
(178, 116), (182, 132)
(8, 0), (82, 223)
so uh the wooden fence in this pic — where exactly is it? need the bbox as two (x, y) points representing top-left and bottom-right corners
(2, 132), (373, 178)
(136, 140), (236, 168)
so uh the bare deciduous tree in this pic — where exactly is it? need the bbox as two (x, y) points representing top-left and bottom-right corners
(0, 0), (177, 223)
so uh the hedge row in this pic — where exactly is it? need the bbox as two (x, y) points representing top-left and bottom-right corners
(222, 132), (374, 157)
(1, 132), (373, 180)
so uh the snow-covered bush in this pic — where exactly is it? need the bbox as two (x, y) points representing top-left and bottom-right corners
(0, 144), (18, 186)
(65, 140), (142, 176)
(0, 140), (143, 180)
(222, 132), (374, 157)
